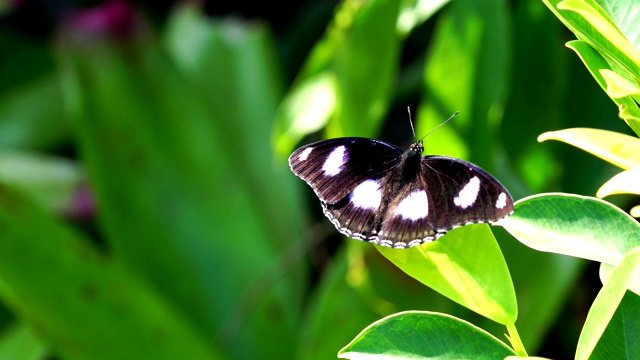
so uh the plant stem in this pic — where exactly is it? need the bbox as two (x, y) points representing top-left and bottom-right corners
(506, 322), (528, 357)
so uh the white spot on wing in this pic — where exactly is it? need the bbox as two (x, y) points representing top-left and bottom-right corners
(394, 190), (429, 220)
(298, 147), (313, 161)
(454, 176), (480, 209)
(350, 180), (381, 210)
(322, 146), (346, 176)
(496, 192), (507, 209)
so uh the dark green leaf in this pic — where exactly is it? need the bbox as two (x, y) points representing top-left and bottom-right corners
(58, 12), (300, 358)
(0, 184), (221, 360)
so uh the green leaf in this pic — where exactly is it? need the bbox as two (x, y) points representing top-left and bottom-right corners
(502, 193), (640, 264)
(0, 323), (47, 360)
(598, 0), (640, 49)
(59, 9), (300, 358)
(541, 0), (640, 135)
(397, 0), (451, 35)
(418, 0), (510, 168)
(597, 167), (640, 197)
(338, 311), (516, 359)
(538, 128), (640, 169)
(329, 0), (401, 138)
(576, 248), (640, 360)
(600, 69), (640, 98)
(557, 0), (640, 71)
(296, 244), (382, 360)
(273, 0), (403, 152)
(0, 152), (82, 215)
(565, 40), (640, 135)
(0, 184), (221, 360)
(377, 224), (517, 325)
(0, 75), (69, 150)
(273, 72), (337, 156)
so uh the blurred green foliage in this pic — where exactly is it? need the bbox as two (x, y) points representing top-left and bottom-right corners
(0, 0), (636, 359)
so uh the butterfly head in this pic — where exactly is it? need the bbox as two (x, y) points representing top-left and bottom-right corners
(409, 140), (424, 155)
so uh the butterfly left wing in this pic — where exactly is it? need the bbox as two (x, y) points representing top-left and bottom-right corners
(288, 137), (403, 204)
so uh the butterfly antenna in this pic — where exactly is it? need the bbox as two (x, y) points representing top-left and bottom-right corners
(407, 106), (417, 140)
(419, 111), (459, 142)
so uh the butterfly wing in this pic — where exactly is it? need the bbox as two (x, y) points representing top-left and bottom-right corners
(288, 137), (403, 204)
(376, 177), (436, 247)
(418, 155), (514, 231)
(372, 155), (514, 248)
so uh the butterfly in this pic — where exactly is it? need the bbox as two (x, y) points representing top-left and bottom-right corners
(288, 120), (514, 248)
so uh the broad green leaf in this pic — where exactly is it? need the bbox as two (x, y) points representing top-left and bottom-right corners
(597, 167), (640, 197)
(502, 193), (640, 264)
(0, 152), (82, 215)
(59, 10), (299, 359)
(164, 4), (306, 251)
(338, 311), (516, 359)
(538, 128), (640, 169)
(576, 248), (640, 360)
(377, 224), (517, 325)
(0, 323), (47, 360)
(0, 184), (221, 360)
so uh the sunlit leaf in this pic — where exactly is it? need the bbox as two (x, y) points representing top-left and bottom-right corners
(538, 128), (640, 169)
(600, 69), (640, 98)
(596, 167), (640, 197)
(273, 72), (336, 156)
(0, 152), (82, 215)
(565, 40), (640, 136)
(502, 193), (640, 264)
(397, 0), (451, 35)
(576, 248), (640, 360)
(377, 224), (517, 325)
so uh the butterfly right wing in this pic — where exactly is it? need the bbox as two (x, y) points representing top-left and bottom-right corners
(288, 137), (403, 204)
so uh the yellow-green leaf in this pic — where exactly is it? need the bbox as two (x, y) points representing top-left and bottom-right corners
(596, 167), (640, 197)
(538, 128), (640, 169)
(600, 69), (640, 98)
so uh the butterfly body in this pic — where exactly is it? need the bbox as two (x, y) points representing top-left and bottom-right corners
(289, 137), (513, 248)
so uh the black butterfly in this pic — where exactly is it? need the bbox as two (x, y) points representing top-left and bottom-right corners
(289, 136), (514, 248)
